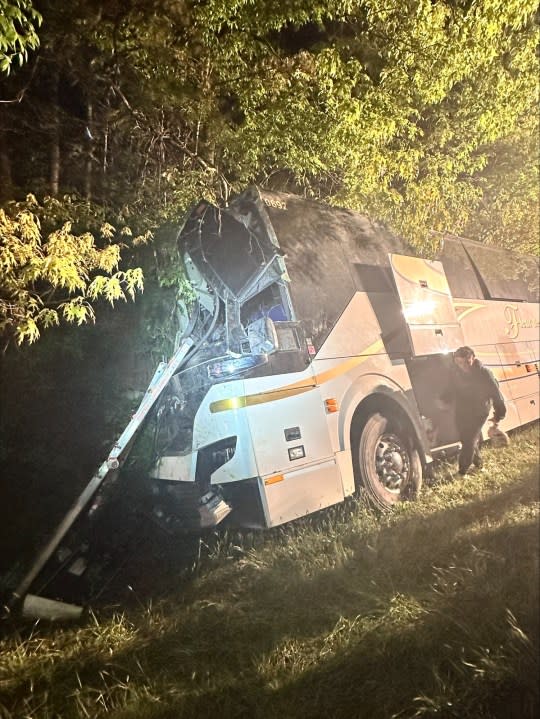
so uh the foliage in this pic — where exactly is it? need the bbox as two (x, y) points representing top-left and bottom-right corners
(0, 0), (537, 254)
(0, 194), (144, 346)
(0, 424), (538, 718)
(462, 115), (540, 255)
(0, 0), (41, 74)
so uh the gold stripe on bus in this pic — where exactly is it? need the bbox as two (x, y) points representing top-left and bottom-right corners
(453, 301), (486, 322)
(209, 338), (385, 414)
(209, 385), (313, 413)
(310, 339), (385, 385)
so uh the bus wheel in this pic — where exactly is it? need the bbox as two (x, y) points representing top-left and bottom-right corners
(356, 412), (422, 510)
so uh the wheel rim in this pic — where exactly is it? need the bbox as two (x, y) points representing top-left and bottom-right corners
(374, 432), (411, 495)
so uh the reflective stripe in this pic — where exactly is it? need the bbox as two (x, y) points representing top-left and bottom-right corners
(209, 338), (384, 414)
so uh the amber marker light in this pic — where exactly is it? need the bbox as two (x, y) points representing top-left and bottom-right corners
(325, 398), (339, 413)
(264, 474), (285, 485)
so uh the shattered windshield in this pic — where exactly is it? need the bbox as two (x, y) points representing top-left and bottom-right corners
(152, 203), (307, 457)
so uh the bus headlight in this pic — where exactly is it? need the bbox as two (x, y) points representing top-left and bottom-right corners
(208, 354), (268, 379)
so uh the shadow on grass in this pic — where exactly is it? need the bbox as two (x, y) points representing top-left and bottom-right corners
(110, 518), (538, 719)
(2, 458), (538, 719)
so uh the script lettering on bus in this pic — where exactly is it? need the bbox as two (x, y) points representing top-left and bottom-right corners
(504, 304), (540, 339)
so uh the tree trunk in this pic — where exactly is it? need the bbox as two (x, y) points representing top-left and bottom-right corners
(50, 70), (60, 197)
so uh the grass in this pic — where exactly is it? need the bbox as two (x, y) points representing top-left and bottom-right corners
(0, 424), (538, 719)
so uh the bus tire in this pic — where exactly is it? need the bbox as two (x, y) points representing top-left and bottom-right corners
(355, 412), (422, 510)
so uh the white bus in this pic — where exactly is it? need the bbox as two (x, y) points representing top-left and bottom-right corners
(148, 186), (539, 527)
(9, 186), (539, 617)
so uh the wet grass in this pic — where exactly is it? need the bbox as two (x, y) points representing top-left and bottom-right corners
(0, 424), (538, 719)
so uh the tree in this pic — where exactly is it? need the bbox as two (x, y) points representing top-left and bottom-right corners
(462, 115), (539, 255)
(0, 194), (145, 348)
(0, 0), (537, 253)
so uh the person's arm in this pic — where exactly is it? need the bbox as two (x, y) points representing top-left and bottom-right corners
(484, 368), (506, 422)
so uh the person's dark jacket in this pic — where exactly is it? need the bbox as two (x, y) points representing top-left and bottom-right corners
(441, 358), (506, 423)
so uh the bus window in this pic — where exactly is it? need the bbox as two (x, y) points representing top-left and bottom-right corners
(439, 237), (484, 299)
(240, 282), (291, 325)
(258, 192), (407, 350)
(239, 282), (309, 374)
(464, 242), (538, 302)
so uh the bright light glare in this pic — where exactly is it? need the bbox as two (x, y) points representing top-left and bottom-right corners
(403, 299), (437, 320)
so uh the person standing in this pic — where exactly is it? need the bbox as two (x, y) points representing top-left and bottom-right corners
(441, 346), (506, 476)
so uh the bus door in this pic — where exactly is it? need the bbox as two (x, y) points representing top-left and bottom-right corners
(389, 254), (466, 449)
(388, 254), (465, 356)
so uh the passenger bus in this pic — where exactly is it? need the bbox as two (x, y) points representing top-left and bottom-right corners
(149, 187), (539, 525)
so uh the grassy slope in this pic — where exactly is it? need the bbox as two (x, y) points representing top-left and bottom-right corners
(0, 425), (538, 719)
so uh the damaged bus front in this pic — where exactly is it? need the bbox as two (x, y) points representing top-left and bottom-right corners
(148, 195), (309, 532)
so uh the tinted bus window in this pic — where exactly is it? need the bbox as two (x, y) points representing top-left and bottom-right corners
(464, 242), (539, 302)
(439, 237), (484, 299)
(260, 192), (408, 350)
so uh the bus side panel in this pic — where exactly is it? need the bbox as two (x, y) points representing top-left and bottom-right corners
(496, 341), (539, 401)
(261, 460), (343, 528)
(246, 383), (333, 477)
(454, 298), (539, 431)
(514, 394), (539, 425)
(315, 292), (385, 362)
(312, 291), (421, 449)
(470, 343), (518, 432)
(454, 299), (539, 347)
